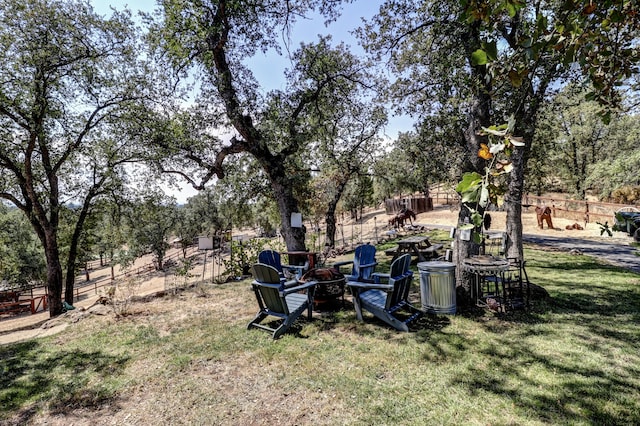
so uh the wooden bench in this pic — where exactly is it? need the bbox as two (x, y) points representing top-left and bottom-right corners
(418, 244), (444, 259)
(384, 246), (399, 257)
(385, 243), (444, 260)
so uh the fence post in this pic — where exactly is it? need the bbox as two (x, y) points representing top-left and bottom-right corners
(585, 202), (590, 224)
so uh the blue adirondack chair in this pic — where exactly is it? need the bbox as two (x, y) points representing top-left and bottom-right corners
(258, 249), (307, 280)
(333, 244), (377, 282)
(347, 253), (422, 332)
(247, 263), (317, 339)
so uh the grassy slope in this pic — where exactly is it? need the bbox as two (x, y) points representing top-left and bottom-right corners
(1, 244), (639, 425)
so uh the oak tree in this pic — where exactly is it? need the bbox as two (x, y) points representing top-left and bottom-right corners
(0, 0), (154, 315)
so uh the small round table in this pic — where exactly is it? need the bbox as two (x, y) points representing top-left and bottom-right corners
(462, 255), (510, 311)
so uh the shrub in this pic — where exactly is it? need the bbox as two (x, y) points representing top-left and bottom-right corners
(610, 186), (640, 204)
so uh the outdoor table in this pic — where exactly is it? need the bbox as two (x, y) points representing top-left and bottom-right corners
(284, 251), (318, 278)
(394, 236), (441, 262)
(462, 255), (510, 310)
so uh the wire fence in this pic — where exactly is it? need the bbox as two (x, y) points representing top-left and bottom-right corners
(72, 247), (200, 302)
(4, 192), (638, 317)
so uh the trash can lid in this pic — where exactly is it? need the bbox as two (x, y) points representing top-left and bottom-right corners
(417, 261), (456, 271)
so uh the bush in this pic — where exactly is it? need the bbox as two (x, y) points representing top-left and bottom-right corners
(610, 186), (640, 204)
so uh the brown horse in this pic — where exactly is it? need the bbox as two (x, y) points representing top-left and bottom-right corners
(388, 208), (417, 228)
(535, 206), (554, 229)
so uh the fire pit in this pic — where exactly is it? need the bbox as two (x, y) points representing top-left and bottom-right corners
(300, 268), (346, 305)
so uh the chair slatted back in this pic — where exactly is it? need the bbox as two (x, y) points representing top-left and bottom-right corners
(251, 263), (289, 315)
(258, 250), (284, 274)
(385, 254), (413, 309)
(353, 244), (377, 281)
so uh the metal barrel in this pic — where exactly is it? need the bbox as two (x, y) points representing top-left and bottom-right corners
(417, 261), (456, 315)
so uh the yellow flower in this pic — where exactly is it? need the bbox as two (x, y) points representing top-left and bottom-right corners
(478, 143), (493, 160)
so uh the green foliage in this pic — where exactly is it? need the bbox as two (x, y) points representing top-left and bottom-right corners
(596, 221), (613, 237)
(374, 128), (463, 201)
(0, 206), (46, 288)
(610, 186), (640, 204)
(534, 85), (617, 199)
(461, 0), (640, 117)
(341, 175), (375, 220)
(456, 124), (522, 244)
(0, 0), (158, 313)
(221, 239), (264, 280)
(455, 172), (484, 205)
(145, 2), (364, 251)
(123, 191), (178, 270)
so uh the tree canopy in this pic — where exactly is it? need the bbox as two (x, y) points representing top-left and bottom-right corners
(2, 0), (639, 313)
(0, 0), (156, 315)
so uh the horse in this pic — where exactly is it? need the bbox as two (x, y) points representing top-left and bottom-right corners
(535, 206), (554, 229)
(388, 208), (417, 228)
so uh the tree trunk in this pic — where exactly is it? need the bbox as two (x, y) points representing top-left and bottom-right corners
(504, 147), (526, 261)
(270, 175), (306, 251)
(325, 210), (337, 248)
(64, 191), (96, 304)
(325, 180), (348, 248)
(44, 230), (64, 317)
(455, 89), (491, 298)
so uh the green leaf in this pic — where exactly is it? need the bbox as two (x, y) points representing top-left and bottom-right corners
(484, 41), (498, 61)
(456, 172), (483, 204)
(471, 211), (484, 228)
(509, 69), (524, 87)
(471, 49), (488, 66)
(473, 232), (483, 244)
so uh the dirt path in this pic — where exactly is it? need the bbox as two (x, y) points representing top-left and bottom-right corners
(1, 205), (636, 345)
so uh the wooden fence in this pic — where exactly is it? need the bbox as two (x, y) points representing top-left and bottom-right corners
(1, 247), (198, 317)
(522, 195), (639, 224)
(385, 197), (434, 214)
(392, 190), (638, 225)
(72, 248), (197, 302)
(0, 289), (47, 316)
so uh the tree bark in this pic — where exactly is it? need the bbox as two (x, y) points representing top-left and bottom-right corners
(44, 229), (64, 316)
(325, 209), (337, 248)
(504, 147), (526, 261)
(267, 166), (306, 251)
(64, 199), (93, 304)
(455, 78), (492, 298)
(325, 180), (348, 248)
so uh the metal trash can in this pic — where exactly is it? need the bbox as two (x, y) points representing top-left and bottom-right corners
(418, 261), (456, 314)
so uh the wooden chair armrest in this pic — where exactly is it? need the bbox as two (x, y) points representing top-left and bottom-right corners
(372, 272), (391, 283)
(282, 278), (300, 289)
(282, 280), (316, 295)
(346, 281), (393, 291)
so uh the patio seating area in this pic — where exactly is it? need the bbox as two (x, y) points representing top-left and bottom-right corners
(247, 240), (529, 338)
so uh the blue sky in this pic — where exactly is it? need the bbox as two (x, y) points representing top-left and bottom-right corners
(91, 0), (412, 130)
(90, 1), (414, 201)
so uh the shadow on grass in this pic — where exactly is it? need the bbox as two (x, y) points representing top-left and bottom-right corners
(446, 255), (640, 424)
(452, 331), (640, 424)
(0, 339), (130, 423)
